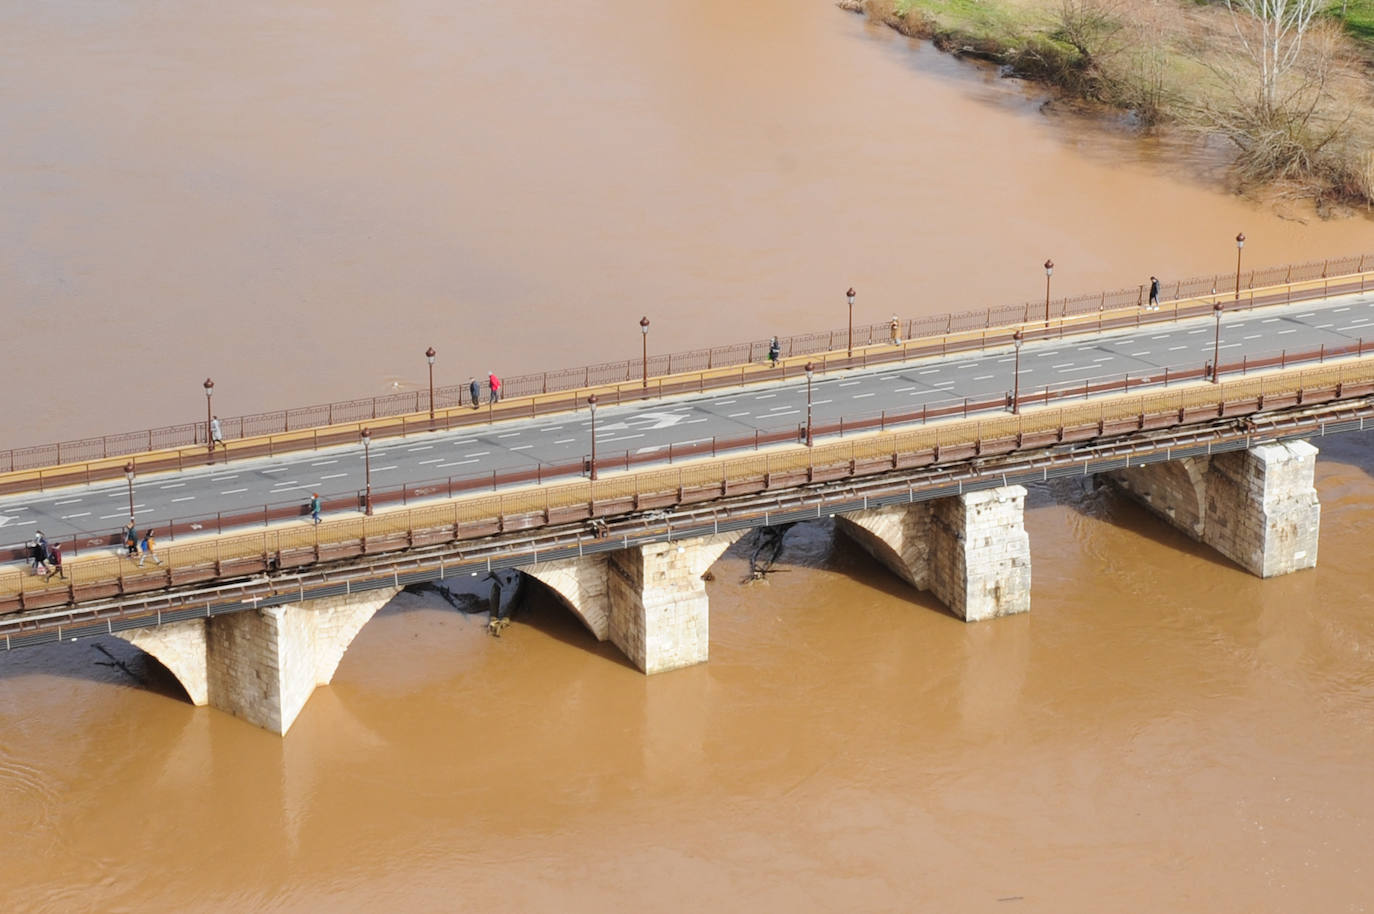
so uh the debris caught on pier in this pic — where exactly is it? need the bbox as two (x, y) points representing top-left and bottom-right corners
(745, 525), (792, 582)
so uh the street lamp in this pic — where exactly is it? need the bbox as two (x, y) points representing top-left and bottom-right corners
(1043, 259), (1054, 327)
(1211, 301), (1224, 383)
(124, 461), (135, 519)
(805, 361), (815, 447)
(587, 394), (599, 480)
(639, 316), (650, 391)
(1011, 330), (1024, 414)
(203, 377), (214, 460)
(1234, 232), (1246, 301)
(846, 288), (856, 358)
(360, 427), (373, 515)
(425, 346), (436, 425)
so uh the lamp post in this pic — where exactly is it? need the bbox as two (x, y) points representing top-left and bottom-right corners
(361, 427), (373, 515)
(1011, 330), (1024, 414)
(846, 288), (856, 358)
(1043, 259), (1054, 327)
(425, 346), (436, 425)
(124, 461), (135, 519)
(805, 361), (815, 447)
(639, 316), (650, 391)
(203, 377), (214, 460)
(1234, 232), (1246, 301)
(1211, 301), (1224, 383)
(587, 394), (599, 480)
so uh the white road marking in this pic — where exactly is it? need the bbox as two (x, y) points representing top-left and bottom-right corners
(1242, 334), (1262, 340)
(600, 434), (645, 443)
(917, 369), (940, 375)
(713, 399), (737, 405)
(496, 432), (521, 438)
(1052, 363), (1073, 369)
(463, 451), (489, 457)
(373, 465), (398, 471)
(894, 386), (917, 392)
(270, 480), (299, 488)
(554, 438), (576, 444)
(99, 512), (131, 520)
(853, 392), (876, 398)
(220, 488), (248, 495)
(54, 498), (82, 506)
(310, 460), (338, 466)
(1262, 317), (1280, 323)
(838, 381), (862, 387)
(1168, 345), (1188, 351)
(61, 512), (91, 519)
(418, 458), (445, 465)
(812, 399), (833, 405)
(320, 473), (348, 480)
(262, 467), (288, 474)
(1278, 328), (1297, 334)
(1297, 312), (1316, 317)
(1091, 356), (1113, 362)
(1131, 351), (1151, 357)
(159, 483), (186, 489)
(754, 393), (777, 400)
(1187, 328), (1208, 334)
(769, 409), (801, 417)
(438, 459), (478, 468)
(726, 412), (751, 418)
(972, 375), (993, 381)
(210, 474), (239, 481)
(406, 445), (435, 451)
(1150, 335), (1169, 340)
(1334, 307), (1351, 312)
(768, 405), (795, 411)
(1315, 323), (1334, 329)
(171, 496), (196, 503)
(511, 444), (534, 450)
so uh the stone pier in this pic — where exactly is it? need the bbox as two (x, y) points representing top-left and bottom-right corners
(524, 531), (744, 674)
(1107, 440), (1319, 577)
(835, 486), (1031, 621)
(114, 587), (401, 734)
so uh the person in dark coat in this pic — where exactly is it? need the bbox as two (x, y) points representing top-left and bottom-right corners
(1148, 276), (1160, 311)
(469, 377), (481, 410)
(768, 337), (780, 367)
(44, 542), (64, 581)
(122, 519), (138, 558)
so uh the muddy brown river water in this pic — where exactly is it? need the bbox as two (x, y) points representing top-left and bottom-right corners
(2, 1), (1374, 910)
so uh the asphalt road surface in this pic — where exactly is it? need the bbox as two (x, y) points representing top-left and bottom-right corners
(5, 290), (1374, 549)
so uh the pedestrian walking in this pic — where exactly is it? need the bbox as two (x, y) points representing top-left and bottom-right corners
(890, 314), (901, 345)
(44, 542), (64, 581)
(1148, 276), (1160, 311)
(29, 532), (46, 574)
(469, 377), (481, 409)
(210, 415), (226, 450)
(137, 528), (162, 567)
(310, 492), (322, 525)
(767, 337), (780, 367)
(121, 519), (138, 558)
(488, 372), (501, 404)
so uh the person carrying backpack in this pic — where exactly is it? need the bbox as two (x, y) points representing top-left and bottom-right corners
(44, 542), (65, 581)
(137, 529), (162, 568)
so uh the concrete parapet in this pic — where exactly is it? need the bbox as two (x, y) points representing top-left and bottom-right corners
(115, 587), (401, 734)
(836, 486), (1031, 622)
(1108, 440), (1319, 578)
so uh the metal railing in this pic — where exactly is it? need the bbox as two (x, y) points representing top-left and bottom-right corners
(3, 253), (1371, 480)
(5, 334), (1364, 566)
(4, 354), (1374, 615)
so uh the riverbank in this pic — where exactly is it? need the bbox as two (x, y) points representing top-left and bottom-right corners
(840, 0), (1374, 213)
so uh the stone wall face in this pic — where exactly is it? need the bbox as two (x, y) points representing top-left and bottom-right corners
(114, 619), (210, 706)
(1203, 441), (1320, 577)
(118, 587), (402, 735)
(928, 487), (1031, 622)
(1106, 457), (1210, 538)
(837, 487), (1030, 622)
(1109, 441), (1319, 578)
(606, 533), (743, 674)
(524, 555), (611, 641)
(834, 504), (931, 590)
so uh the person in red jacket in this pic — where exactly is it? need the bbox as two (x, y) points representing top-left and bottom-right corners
(488, 372), (501, 404)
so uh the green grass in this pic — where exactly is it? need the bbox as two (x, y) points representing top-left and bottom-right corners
(1332, 0), (1374, 45)
(895, 0), (1041, 40)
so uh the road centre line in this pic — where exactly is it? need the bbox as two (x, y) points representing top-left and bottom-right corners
(768, 405), (794, 411)
(463, 451), (489, 458)
(554, 438), (576, 444)
(726, 412), (750, 418)
(1131, 351), (1151, 357)
(1279, 328), (1298, 334)
(853, 392), (875, 398)
(61, 512), (91, 519)
(894, 386), (917, 392)
(220, 488), (248, 495)
(972, 375), (993, 381)
(171, 496), (196, 503)
(320, 473), (348, 480)
(270, 480), (299, 488)
(1052, 363), (1073, 369)
(418, 458), (444, 464)
(1092, 356), (1113, 362)
(812, 399), (833, 405)
(373, 465), (398, 472)
(511, 444), (534, 450)
(1243, 334), (1262, 339)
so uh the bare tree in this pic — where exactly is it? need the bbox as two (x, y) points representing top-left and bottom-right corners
(1224, 0), (1325, 115)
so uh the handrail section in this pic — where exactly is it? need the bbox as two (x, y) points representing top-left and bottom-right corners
(4, 354), (1374, 615)
(2, 252), (1371, 478)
